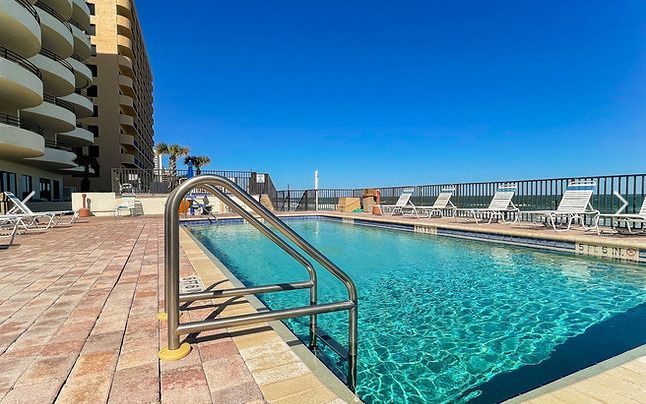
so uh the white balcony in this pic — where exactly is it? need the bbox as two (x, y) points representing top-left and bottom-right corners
(0, 0), (41, 57)
(38, 0), (72, 20)
(28, 51), (75, 96)
(66, 56), (92, 89)
(0, 52), (43, 109)
(58, 125), (93, 145)
(71, 23), (91, 60)
(59, 91), (93, 117)
(25, 143), (76, 168)
(21, 97), (76, 134)
(0, 120), (45, 159)
(70, 0), (89, 30)
(36, 4), (73, 59)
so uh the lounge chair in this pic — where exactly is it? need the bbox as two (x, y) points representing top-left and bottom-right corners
(417, 187), (457, 218)
(0, 220), (18, 248)
(457, 184), (519, 224)
(595, 196), (646, 235)
(521, 180), (599, 232)
(375, 188), (417, 216)
(4, 191), (78, 226)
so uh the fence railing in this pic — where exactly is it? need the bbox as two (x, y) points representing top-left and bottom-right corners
(274, 174), (646, 227)
(111, 168), (275, 196)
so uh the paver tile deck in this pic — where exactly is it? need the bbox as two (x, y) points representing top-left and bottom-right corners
(0, 217), (347, 404)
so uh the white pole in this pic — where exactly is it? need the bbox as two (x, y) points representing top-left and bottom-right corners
(314, 169), (319, 211)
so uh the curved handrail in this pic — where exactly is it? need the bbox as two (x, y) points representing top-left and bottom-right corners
(163, 175), (359, 390)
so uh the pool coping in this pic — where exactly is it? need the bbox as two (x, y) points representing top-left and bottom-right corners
(505, 344), (646, 403)
(181, 225), (362, 403)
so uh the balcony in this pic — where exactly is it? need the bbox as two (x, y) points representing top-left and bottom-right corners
(58, 125), (93, 145)
(21, 93), (76, 134)
(25, 138), (76, 168)
(66, 55), (92, 89)
(118, 74), (134, 96)
(0, 113), (45, 159)
(119, 94), (135, 115)
(0, 0), (42, 57)
(116, 0), (131, 18)
(38, 0), (72, 20)
(119, 133), (134, 147)
(35, 2), (73, 59)
(117, 54), (133, 77)
(120, 152), (135, 166)
(116, 14), (132, 38)
(58, 91), (93, 117)
(70, 0), (89, 30)
(71, 23), (91, 60)
(0, 47), (43, 109)
(119, 113), (135, 130)
(29, 49), (74, 96)
(117, 34), (133, 59)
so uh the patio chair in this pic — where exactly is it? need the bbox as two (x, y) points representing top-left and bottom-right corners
(417, 187), (457, 218)
(595, 196), (646, 235)
(457, 184), (519, 224)
(4, 192), (78, 226)
(521, 180), (599, 232)
(375, 188), (418, 216)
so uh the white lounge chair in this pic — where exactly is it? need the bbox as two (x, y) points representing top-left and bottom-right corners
(375, 188), (417, 216)
(4, 191), (78, 226)
(595, 196), (646, 235)
(521, 180), (599, 232)
(0, 220), (18, 248)
(417, 187), (457, 218)
(457, 184), (519, 224)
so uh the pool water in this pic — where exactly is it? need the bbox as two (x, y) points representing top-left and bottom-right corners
(189, 219), (646, 403)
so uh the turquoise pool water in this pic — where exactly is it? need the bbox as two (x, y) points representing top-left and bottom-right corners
(189, 219), (646, 403)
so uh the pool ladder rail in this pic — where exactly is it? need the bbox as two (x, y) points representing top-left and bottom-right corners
(159, 175), (359, 391)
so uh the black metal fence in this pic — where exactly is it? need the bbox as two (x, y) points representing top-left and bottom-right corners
(111, 168), (275, 196)
(274, 174), (646, 224)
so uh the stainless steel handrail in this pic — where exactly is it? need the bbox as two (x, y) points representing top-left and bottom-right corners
(162, 175), (359, 391)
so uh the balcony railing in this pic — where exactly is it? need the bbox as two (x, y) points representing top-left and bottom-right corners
(39, 48), (75, 73)
(34, 1), (73, 32)
(0, 46), (42, 78)
(44, 138), (73, 151)
(43, 93), (75, 112)
(15, 0), (40, 23)
(0, 112), (44, 135)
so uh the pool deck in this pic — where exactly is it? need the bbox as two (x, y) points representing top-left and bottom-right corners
(1, 211), (645, 403)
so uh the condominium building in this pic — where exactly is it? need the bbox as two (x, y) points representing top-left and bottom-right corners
(66, 0), (154, 192)
(0, 0), (94, 201)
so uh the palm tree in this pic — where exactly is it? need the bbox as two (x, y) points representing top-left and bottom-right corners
(155, 143), (190, 178)
(73, 154), (99, 192)
(183, 155), (211, 175)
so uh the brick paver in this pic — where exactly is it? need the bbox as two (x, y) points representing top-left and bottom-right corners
(0, 217), (348, 404)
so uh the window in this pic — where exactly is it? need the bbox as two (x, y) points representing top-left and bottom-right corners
(88, 146), (99, 157)
(88, 125), (99, 137)
(88, 24), (96, 35)
(89, 64), (97, 77)
(87, 85), (97, 97)
(20, 175), (32, 199)
(53, 180), (60, 201)
(92, 105), (98, 117)
(39, 178), (51, 201)
(91, 44), (96, 56)
(88, 3), (95, 15)
(0, 171), (17, 194)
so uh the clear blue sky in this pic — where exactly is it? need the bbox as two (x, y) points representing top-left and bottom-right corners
(138, 0), (645, 189)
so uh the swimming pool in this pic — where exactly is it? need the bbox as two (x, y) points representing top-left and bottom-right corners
(188, 217), (646, 403)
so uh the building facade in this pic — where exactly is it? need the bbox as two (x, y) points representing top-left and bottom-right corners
(67, 0), (154, 192)
(0, 0), (94, 201)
